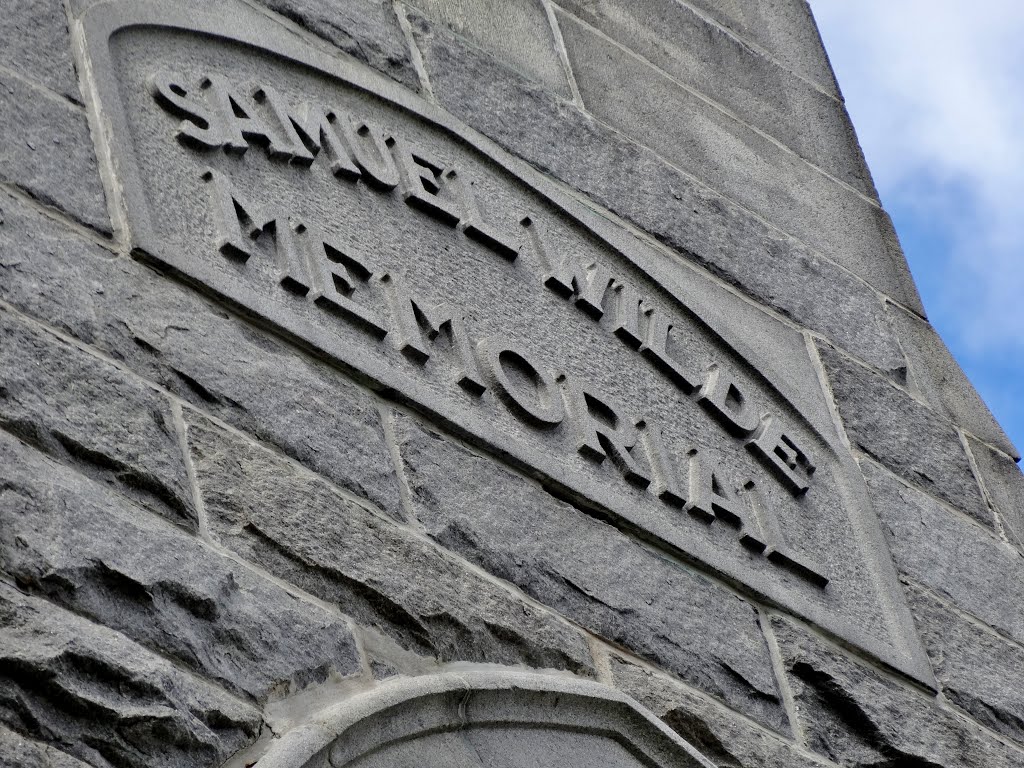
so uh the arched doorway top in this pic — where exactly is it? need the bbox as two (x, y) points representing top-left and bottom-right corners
(252, 671), (718, 768)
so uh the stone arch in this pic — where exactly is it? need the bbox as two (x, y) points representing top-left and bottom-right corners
(252, 671), (718, 768)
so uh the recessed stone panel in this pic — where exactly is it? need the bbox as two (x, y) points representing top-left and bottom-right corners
(79, 0), (930, 684)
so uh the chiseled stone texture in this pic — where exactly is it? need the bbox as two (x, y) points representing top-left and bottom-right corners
(255, 0), (417, 89)
(393, 415), (787, 733)
(0, 305), (195, 530)
(408, 15), (908, 373)
(906, 583), (1024, 746)
(0, 71), (108, 233)
(556, 9), (911, 308)
(0, 584), (261, 768)
(0, 0), (80, 102)
(185, 412), (595, 675)
(610, 654), (829, 768)
(0, 191), (402, 519)
(817, 341), (991, 525)
(0, 429), (361, 702)
(0, 724), (92, 768)
(554, 0), (870, 195)
(969, 436), (1024, 551)
(679, 0), (839, 96)
(888, 302), (1016, 458)
(772, 615), (1024, 768)
(863, 461), (1024, 648)
(403, 0), (571, 96)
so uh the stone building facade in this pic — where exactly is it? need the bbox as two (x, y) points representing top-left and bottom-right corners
(2, 1), (1024, 766)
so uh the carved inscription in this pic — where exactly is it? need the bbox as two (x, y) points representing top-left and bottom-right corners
(75, 3), (944, 687)
(151, 71), (827, 587)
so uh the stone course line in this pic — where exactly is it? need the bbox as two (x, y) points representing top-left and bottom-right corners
(550, 7), (880, 210)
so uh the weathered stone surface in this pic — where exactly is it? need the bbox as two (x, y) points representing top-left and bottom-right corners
(0, 724), (92, 768)
(0, 71), (108, 233)
(555, 1), (871, 196)
(969, 436), (1024, 551)
(0, 304), (194, 529)
(556, 11), (912, 308)
(394, 415), (787, 732)
(817, 341), (991, 524)
(404, 0), (570, 96)
(256, 0), (417, 89)
(0, 429), (361, 702)
(888, 302), (1016, 458)
(610, 654), (829, 768)
(185, 412), (595, 676)
(862, 461), (1024, 647)
(906, 583), (1024, 746)
(0, 584), (261, 768)
(0, 0), (79, 102)
(257, 671), (720, 768)
(408, 16), (909, 371)
(679, 0), (839, 96)
(772, 615), (1024, 768)
(0, 191), (402, 519)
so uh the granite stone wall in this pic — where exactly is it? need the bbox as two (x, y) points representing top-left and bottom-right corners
(2, 1), (1024, 767)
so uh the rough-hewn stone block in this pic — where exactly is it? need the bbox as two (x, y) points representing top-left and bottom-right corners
(772, 615), (1024, 768)
(888, 302), (1016, 458)
(185, 412), (595, 676)
(0, 430), (361, 702)
(255, 0), (417, 89)
(0, 584), (261, 768)
(610, 654), (829, 768)
(555, 0), (871, 196)
(556, 11), (914, 309)
(817, 342), (990, 524)
(968, 436), (1024, 552)
(394, 415), (787, 733)
(0, 0), (79, 102)
(678, 0), (838, 95)
(907, 584), (1024, 746)
(404, 0), (570, 96)
(863, 461), (1024, 647)
(0, 191), (402, 519)
(0, 71), (108, 232)
(407, 17), (908, 372)
(0, 305), (194, 529)
(0, 724), (92, 768)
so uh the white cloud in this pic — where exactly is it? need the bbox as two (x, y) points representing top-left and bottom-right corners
(808, 0), (1024, 353)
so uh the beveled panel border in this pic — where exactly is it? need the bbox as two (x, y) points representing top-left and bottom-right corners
(74, 0), (934, 686)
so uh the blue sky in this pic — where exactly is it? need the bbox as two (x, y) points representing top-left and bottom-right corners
(808, 2), (1024, 458)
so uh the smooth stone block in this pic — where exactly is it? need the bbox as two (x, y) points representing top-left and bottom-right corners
(404, 0), (570, 96)
(677, 0), (839, 95)
(817, 341), (991, 525)
(888, 302), (1016, 458)
(0, 70), (108, 232)
(255, 0), (418, 89)
(555, 0), (872, 195)
(968, 436), (1024, 551)
(863, 461), (1024, 647)
(0, 0), (80, 102)
(556, 11), (917, 310)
